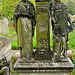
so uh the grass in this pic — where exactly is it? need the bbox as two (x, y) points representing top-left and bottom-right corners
(33, 29), (36, 48)
(71, 51), (75, 75)
(0, 26), (16, 38)
(68, 29), (75, 50)
(11, 40), (19, 50)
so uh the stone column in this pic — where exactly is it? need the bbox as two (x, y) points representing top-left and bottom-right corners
(35, 0), (52, 60)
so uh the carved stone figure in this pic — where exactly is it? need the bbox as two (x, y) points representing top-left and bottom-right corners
(51, 0), (73, 61)
(13, 0), (36, 58)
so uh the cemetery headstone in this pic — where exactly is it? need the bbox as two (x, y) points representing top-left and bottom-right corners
(0, 20), (9, 35)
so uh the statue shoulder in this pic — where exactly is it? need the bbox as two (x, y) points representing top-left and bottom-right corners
(28, 1), (34, 6)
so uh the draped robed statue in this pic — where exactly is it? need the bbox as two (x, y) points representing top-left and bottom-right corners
(13, 0), (36, 58)
(50, 0), (74, 61)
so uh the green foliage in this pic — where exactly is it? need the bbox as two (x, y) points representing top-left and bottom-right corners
(61, 0), (75, 15)
(50, 28), (53, 48)
(9, 27), (16, 36)
(3, 27), (75, 50)
(67, 0), (75, 15)
(11, 40), (19, 50)
(72, 51), (75, 65)
(33, 29), (36, 48)
(12, 54), (16, 66)
(12, 54), (19, 75)
(0, 70), (3, 74)
(0, 26), (16, 38)
(12, 69), (19, 75)
(68, 30), (75, 49)
(61, 0), (68, 3)
(0, 0), (20, 18)
(0, 0), (35, 18)
(71, 50), (75, 75)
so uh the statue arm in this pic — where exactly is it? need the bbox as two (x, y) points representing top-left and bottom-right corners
(66, 10), (74, 29)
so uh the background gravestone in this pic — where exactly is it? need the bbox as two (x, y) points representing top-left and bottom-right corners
(0, 19), (9, 35)
(3, 18), (9, 25)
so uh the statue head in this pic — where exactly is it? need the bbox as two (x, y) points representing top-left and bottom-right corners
(22, 0), (28, 2)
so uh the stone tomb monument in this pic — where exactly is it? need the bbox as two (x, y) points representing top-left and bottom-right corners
(14, 0), (74, 75)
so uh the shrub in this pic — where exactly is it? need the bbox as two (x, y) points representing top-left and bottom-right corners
(67, 0), (75, 15)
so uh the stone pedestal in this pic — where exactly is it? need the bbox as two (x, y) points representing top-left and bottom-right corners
(35, 0), (52, 60)
(14, 58), (74, 75)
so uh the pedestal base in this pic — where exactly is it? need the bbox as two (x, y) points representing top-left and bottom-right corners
(14, 58), (74, 75)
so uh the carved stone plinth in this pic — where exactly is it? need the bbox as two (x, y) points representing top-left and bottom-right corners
(14, 58), (74, 75)
(35, 0), (52, 60)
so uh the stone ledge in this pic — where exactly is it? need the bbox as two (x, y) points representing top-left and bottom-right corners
(14, 58), (74, 74)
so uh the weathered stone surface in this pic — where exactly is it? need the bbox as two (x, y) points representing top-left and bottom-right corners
(0, 36), (13, 75)
(0, 54), (7, 69)
(13, 0), (74, 75)
(51, 0), (74, 60)
(12, 73), (71, 75)
(14, 58), (74, 75)
(0, 36), (13, 61)
(0, 20), (9, 35)
(3, 18), (9, 25)
(35, 1), (52, 60)
(1, 66), (9, 75)
(0, 41), (3, 50)
(17, 17), (33, 57)
(36, 7), (50, 48)
(13, 0), (36, 58)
